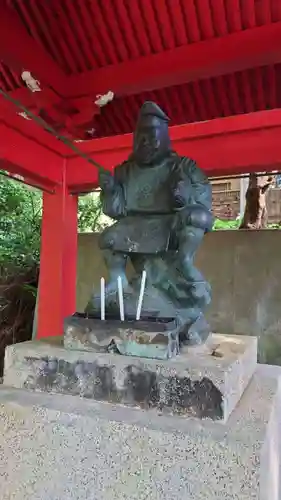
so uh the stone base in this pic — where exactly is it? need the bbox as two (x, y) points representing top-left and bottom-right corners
(3, 334), (257, 422)
(0, 365), (280, 499)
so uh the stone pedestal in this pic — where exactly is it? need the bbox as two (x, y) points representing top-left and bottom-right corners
(0, 365), (280, 500)
(0, 335), (280, 499)
(4, 334), (257, 422)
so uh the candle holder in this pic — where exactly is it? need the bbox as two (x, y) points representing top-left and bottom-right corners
(64, 311), (179, 360)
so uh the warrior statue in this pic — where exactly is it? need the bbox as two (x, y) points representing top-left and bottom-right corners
(86, 102), (213, 346)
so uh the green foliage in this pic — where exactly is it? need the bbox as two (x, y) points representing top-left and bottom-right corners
(213, 218), (281, 230)
(213, 219), (240, 230)
(0, 175), (108, 274)
(0, 175), (42, 271)
(78, 192), (111, 232)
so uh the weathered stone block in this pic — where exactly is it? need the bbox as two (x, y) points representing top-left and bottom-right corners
(0, 365), (280, 499)
(64, 313), (179, 360)
(3, 333), (257, 422)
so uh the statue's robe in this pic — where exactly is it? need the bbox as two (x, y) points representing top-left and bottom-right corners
(100, 151), (213, 254)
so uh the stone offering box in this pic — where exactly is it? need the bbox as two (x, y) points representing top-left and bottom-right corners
(64, 312), (179, 360)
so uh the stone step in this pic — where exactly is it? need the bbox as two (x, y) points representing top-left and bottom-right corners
(0, 364), (279, 499)
(3, 333), (257, 422)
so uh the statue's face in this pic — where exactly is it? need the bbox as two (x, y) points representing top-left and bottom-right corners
(133, 116), (169, 165)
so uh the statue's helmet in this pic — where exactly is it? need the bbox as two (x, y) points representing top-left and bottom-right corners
(137, 101), (169, 125)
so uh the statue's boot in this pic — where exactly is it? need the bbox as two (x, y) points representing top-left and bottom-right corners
(176, 226), (212, 344)
(177, 226), (206, 285)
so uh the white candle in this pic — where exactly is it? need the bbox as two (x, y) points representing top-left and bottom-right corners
(117, 276), (125, 321)
(136, 270), (147, 321)
(100, 277), (105, 321)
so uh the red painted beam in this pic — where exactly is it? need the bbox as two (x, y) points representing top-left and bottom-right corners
(0, 86), (100, 141)
(0, 122), (63, 187)
(67, 23), (281, 97)
(0, 88), (39, 114)
(0, 112), (70, 157)
(0, 87), (71, 125)
(0, 167), (57, 193)
(0, 3), (67, 93)
(65, 109), (281, 191)
(38, 185), (78, 338)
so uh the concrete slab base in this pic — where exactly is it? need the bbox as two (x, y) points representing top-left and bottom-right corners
(0, 364), (280, 500)
(3, 334), (257, 422)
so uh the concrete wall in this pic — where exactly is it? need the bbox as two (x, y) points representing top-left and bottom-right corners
(77, 231), (281, 365)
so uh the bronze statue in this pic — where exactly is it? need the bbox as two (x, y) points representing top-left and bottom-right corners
(86, 102), (213, 348)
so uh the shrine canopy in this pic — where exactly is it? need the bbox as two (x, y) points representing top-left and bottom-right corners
(1, 0), (281, 193)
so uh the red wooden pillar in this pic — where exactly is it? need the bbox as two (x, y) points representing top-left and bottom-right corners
(37, 182), (78, 338)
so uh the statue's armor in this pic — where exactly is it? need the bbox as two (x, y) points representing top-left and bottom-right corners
(99, 152), (213, 254)
(125, 159), (174, 215)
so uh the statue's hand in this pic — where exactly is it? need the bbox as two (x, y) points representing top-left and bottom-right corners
(182, 206), (214, 232)
(99, 170), (115, 191)
(172, 181), (186, 209)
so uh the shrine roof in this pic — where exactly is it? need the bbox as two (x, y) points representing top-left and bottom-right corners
(1, 1), (281, 142)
